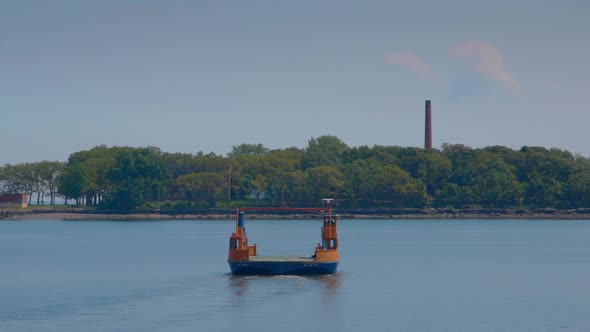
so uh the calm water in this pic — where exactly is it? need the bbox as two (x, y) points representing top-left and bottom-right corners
(1, 218), (590, 331)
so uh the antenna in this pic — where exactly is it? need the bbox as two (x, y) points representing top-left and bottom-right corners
(322, 198), (334, 219)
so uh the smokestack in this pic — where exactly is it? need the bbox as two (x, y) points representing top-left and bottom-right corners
(425, 100), (432, 149)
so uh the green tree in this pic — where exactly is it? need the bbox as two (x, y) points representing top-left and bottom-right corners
(175, 172), (226, 205)
(228, 144), (270, 158)
(102, 147), (168, 209)
(58, 166), (89, 205)
(398, 151), (451, 196)
(435, 183), (474, 207)
(525, 173), (562, 207)
(250, 174), (268, 200)
(31, 161), (65, 205)
(342, 159), (381, 207)
(371, 165), (428, 207)
(305, 166), (346, 202)
(7, 140), (590, 210)
(470, 153), (524, 207)
(63, 145), (122, 205)
(302, 135), (349, 169)
(565, 171), (590, 207)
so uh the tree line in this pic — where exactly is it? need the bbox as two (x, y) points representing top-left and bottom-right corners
(1, 136), (590, 210)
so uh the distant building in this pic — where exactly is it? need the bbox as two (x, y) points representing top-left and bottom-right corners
(0, 194), (28, 208)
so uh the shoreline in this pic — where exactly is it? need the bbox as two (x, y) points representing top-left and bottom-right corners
(6, 210), (590, 221)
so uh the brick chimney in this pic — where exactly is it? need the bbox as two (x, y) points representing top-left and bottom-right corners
(425, 100), (432, 149)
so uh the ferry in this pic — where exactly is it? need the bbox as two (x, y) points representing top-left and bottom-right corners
(227, 199), (339, 275)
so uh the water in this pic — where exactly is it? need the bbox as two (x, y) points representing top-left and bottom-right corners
(1, 219), (590, 331)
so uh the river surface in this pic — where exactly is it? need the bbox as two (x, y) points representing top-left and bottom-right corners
(1, 218), (590, 331)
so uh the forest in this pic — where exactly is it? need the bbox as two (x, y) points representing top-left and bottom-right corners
(1, 135), (590, 210)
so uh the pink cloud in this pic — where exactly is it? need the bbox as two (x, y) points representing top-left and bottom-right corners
(385, 51), (437, 83)
(450, 41), (520, 92)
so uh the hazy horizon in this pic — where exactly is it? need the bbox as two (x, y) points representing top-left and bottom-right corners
(2, 1), (589, 164)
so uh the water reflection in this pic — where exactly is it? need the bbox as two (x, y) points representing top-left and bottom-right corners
(308, 273), (343, 291)
(228, 273), (343, 300)
(228, 274), (250, 298)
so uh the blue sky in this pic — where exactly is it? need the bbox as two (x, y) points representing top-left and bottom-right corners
(1, 0), (589, 164)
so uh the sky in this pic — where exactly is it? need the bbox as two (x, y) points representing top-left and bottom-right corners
(1, 0), (589, 164)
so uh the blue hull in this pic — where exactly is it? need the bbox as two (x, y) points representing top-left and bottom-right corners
(228, 260), (338, 275)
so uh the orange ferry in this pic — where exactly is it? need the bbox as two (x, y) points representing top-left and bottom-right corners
(228, 199), (339, 275)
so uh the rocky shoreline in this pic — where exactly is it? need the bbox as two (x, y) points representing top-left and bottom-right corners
(3, 207), (590, 221)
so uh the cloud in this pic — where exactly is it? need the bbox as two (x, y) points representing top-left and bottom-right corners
(450, 41), (520, 92)
(385, 51), (437, 83)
